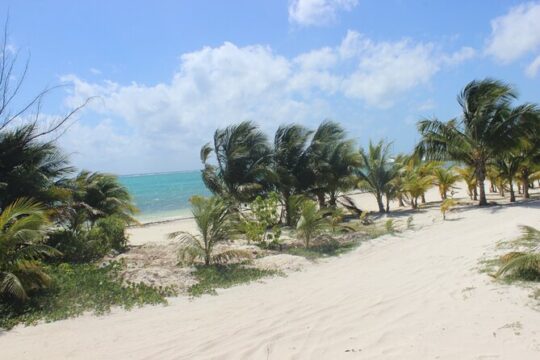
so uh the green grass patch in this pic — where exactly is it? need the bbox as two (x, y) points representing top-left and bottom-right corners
(0, 262), (174, 330)
(286, 240), (359, 260)
(188, 264), (279, 297)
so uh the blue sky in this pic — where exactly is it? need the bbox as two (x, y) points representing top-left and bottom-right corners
(4, 0), (540, 174)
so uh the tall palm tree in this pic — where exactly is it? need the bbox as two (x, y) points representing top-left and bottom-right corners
(201, 121), (272, 203)
(0, 198), (60, 301)
(357, 140), (397, 213)
(0, 124), (72, 210)
(416, 79), (535, 206)
(319, 139), (360, 208)
(271, 124), (312, 225)
(168, 196), (250, 266)
(303, 121), (353, 208)
(515, 120), (540, 199)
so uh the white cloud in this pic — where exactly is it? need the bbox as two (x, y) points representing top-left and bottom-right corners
(485, 2), (540, 63)
(60, 32), (472, 173)
(442, 46), (476, 65)
(288, 0), (358, 26)
(339, 32), (439, 107)
(525, 54), (540, 77)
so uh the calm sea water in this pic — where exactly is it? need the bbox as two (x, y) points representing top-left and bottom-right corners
(119, 170), (211, 222)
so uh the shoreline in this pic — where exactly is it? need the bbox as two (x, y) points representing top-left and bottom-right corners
(130, 190), (371, 227)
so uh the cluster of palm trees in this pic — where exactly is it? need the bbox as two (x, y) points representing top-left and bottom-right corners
(0, 124), (137, 301)
(200, 79), (539, 221)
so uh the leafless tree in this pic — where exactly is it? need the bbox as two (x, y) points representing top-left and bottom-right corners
(0, 15), (92, 143)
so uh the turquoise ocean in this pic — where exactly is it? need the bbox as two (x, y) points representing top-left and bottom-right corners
(119, 170), (210, 223)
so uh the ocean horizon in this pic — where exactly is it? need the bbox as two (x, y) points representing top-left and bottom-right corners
(119, 170), (211, 222)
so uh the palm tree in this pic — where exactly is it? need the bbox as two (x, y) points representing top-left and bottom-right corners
(303, 121), (354, 208)
(0, 124), (72, 210)
(456, 166), (477, 200)
(403, 171), (433, 209)
(168, 196), (250, 266)
(495, 226), (540, 280)
(296, 200), (330, 248)
(271, 124), (312, 226)
(432, 166), (460, 200)
(515, 124), (540, 199)
(357, 140), (397, 213)
(318, 139), (360, 208)
(416, 79), (535, 206)
(72, 171), (137, 224)
(201, 121), (272, 203)
(492, 150), (522, 202)
(0, 198), (60, 301)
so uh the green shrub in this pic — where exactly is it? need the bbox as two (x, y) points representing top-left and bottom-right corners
(0, 262), (172, 330)
(236, 192), (281, 245)
(188, 264), (278, 296)
(94, 215), (129, 251)
(48, 215), (128, 263)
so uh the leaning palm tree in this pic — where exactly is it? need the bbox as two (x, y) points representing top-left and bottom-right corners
(271, 124), (313, 225)
(432, 166), (460, 200)
(0, 124), (73, 209)
(296, 200), (330, 248)
(303, 121), (354, 208)
(73, 171), (138, 224)
(357, 140), (398, 213)
(0, 198), (60, 301)
(416, 79), (536, 206)
(168, 196), (250, 266)
(201, 122), (272, 203)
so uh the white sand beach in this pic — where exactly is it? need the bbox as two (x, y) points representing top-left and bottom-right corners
(1, 186), (540, 359)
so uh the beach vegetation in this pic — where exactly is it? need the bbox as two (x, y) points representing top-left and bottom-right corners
(170, 196), (251, 266)
(188, 264), (279, 296)
(0, 261), (172, 330)
(440, 198), (458, 220)
(0, 198), (60, 301)
(495, 226), (540, 281)
(295, 199), (331, 248)
(416, 79), (537, 206)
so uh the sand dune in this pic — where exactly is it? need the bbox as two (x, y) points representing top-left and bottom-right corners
(2, 191), (540, 359)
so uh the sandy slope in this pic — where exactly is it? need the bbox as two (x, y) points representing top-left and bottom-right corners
(2, 194), (540, 359)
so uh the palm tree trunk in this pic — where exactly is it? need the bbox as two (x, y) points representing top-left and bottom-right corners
(398, 196), (405, 207)
(421, 193), (426, 204)
(283, 192), (292, 226)
(316, 192), (326, 208)
(376, 193), (385, 213)
(329, 192), (337, 208)
(509, 179), (516, 202)
(476, 164), (487, 206)
(523, 178), (530, 199)
(385, 196), (390, 213)
(473, 186), (478, 201)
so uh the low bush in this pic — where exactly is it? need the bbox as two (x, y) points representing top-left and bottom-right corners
(188, 264), (278, 296)
(47, 215), (129, 263)
(0, 262), (173, 330)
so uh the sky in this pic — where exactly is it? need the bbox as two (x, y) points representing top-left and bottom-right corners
(3, 0), (540, 175)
